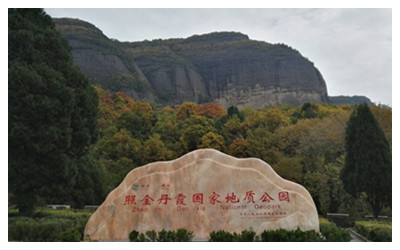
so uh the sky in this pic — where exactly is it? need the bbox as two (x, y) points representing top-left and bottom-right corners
(44, 8), (393, 107)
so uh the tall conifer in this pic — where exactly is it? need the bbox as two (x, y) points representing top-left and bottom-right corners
(8, 9), (100, 214)
(340, 104), (391, 218)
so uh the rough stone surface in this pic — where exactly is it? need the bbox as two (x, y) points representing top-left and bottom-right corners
(84, 149), (319, 241)
(54, 18), (329, 108)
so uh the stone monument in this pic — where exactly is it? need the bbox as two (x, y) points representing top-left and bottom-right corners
(84, 149), (319, 241)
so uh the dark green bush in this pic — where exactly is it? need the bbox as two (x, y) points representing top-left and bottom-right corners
(145, 230), (157, 242)
(59, 228), (82, 242)
(260, 229), (289, 242)
(8, 209), (91, 242)
(209, 228), (322, 242)
(260, 228), (323, 242)
(354, 221), (392, 242)
(9, 217), (75, 241)
(175, 228), (194, 242)
(209, 230), (235, 242)
(129, 230), (144, 242)
(128, 228), (193, 242)
(157, 229), (169, 242)
(319, 218), (351, 242)
(208, 229), (257, 242)
(166, 230), (177, 241)
(239, 230), (257, 242)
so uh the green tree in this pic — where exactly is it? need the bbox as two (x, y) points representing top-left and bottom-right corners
(176, 102), (198, 120)
(247, 127), (280, 164)
(223, 115), (243, 139)
(115, 102), (155, 142)
(340, 104), (391, 218)
(179, 115), (215, 152)
(227, 106), (244, 121)
(68, 154), (106, 208)
(143, 134), (171, 163)
(95, 127), (142, 164)
(301, 102), (319, 119)
(199, 132), (225, 151)
(324, 163), (350, 214)
(228, 138), (251, 158)
(264, 106), (290, 132)
(150, 109), (180, 149)
(8, 9), (99, 215)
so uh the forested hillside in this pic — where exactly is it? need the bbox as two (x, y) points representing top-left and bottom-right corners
(92, 87), (392, 217)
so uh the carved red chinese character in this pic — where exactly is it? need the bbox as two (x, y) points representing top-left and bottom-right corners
(259, 192), (275, 202)
(192, 193), (204, 204)
(209, 192), (222, 205)
(278, 191), (290, 202)
(225, 192), (240, 203)
(140, 195), (154, 205)
(123, 195), (136, 205)
(243, 191), (255, 203)
(157, 194), (171, 205)
(175, 193), (187, 206)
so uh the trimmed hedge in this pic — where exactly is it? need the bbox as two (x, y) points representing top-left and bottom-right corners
(260, 229), (323, 242)
(129, 228), (193, 242)
(8, 209), (92, 242)
(209, 229), (323, 242)
(208, 230), (259, 242)
(130, 223), (351, 242)
(354, 220), (392, 242)
(319, 218), (351, 242)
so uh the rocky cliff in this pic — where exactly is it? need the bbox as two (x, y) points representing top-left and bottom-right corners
(54, 18), (329, 108)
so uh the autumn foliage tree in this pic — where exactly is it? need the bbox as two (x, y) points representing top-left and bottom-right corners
(176, 102), (198, 120)
(197, 103), (227, 119)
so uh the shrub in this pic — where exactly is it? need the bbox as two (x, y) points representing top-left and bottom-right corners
(175, 228), (194, 242)
(260, 229), (323, 242)
(354, 220), (392, 242)
(8, 209), (91, 242)
(9, 217), (75, 241)
(145, 230), (157, 242)
(239, 230), (257, 242)
(156, 229), (169, 242)
(128, 229), (193, 242)
(319, 218), (351, 242)
(209, 229), (321, 242)
(129, 230), (143, 242)
(209, 230), (236, 242)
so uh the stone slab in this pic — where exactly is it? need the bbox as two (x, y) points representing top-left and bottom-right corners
(84, 149), (319, 241)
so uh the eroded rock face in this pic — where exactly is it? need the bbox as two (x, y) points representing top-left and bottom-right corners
(84, 149), (319, 241)
(54, 18), (329, 108)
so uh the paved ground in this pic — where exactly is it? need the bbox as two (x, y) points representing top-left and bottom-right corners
(348, 228), (369, 242)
